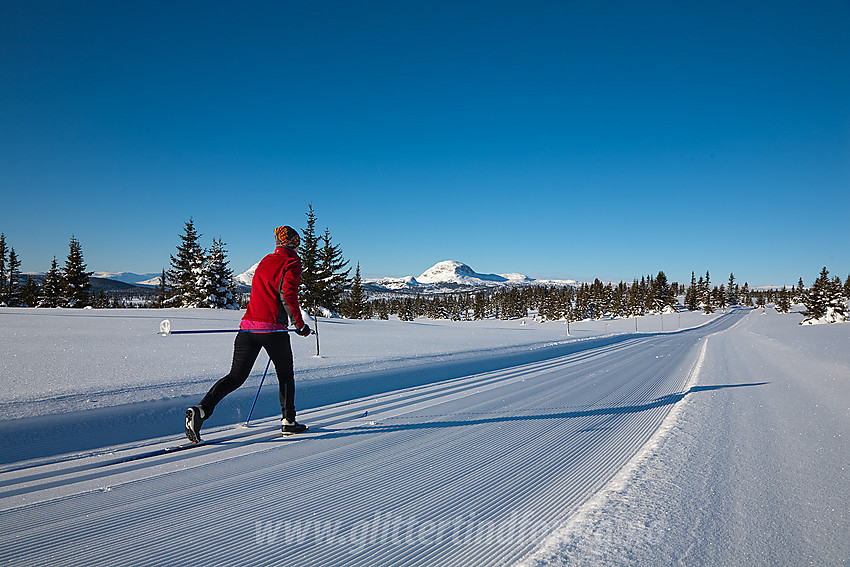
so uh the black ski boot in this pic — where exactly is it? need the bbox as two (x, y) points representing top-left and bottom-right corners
(282, 419), (308, 435)
(185, 406), (205, 443)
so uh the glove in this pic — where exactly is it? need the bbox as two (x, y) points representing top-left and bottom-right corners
(295, 324), (311, 337)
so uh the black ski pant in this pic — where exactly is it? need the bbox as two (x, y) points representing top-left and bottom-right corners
(200, 331), (296, 422)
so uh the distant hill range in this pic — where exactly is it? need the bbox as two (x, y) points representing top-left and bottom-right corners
(91, 272), (161, 287)
(89, 277), (154, 293)
(20, 272), (158, 295)
(89, 272), (161, 295)
(33, 261), (575, 298)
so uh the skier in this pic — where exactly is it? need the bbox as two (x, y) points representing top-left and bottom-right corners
(185, 225), (312, 443)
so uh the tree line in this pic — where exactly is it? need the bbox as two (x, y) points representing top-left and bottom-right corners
(2, 224), (848, 326)
(0, 233), (94, 308)
(358, 269), (849, 325)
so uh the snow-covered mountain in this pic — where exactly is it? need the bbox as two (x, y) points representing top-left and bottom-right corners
(136, 276), (162, 286)
(234, 261), (260, 287)
(364, 260), (575, 294)
(418, 260), (530, 285)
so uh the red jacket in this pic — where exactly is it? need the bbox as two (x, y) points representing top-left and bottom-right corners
(241, 246), (305, 329)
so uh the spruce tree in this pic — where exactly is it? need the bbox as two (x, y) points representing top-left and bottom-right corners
(826, 275), (847, 323)
(317, 227), (350, 313)
(298, 205), (321, 313)
(473, 291), (486, 320)
(684, 272), (698, 311)
(438, 296), (449, 320)
(167, 219), (206, 308)
(62, 236), (92, 308)
(611, 282), (627, 317)
(21, 276), (40, 307)
(198, 238), (238, 309)
(740, 282), (752, 307)
(450, 295), (463, 321)
(398, 297), (415, 321)
(801, 267), (830, 323)
(775, 286), (791, 313)
(0, 233), (7, 304)
(717, 284), (728, 311)
(510, 288), (527, 319)
(727, 273), (738, 305)
(373, 299), (389, 320)
(297, 205), (350, 315)
(5, 247), (22, 306)
(151, 269), (168, 308)
(343, 263), (367, 319)
(38, 256), (63, 307)
(702, 271), (713, 313)
(92, 289), (109, 308)
(653, 271), (670, 311)
(627, 279), (640, 315)
(539, 287), (556, 321)
(414, 296), (426, 319)
(795, 277), (806, 303)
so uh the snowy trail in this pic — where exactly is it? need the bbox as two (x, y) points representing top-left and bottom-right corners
(0, 311), (745, 566)
(522, 307), (850, 566)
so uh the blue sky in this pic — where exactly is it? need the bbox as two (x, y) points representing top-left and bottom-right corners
(1, 1), (848, 287)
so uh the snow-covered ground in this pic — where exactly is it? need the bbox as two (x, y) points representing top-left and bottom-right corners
(0, 307), (703, 421)
(522, 308), (850, 566)
(0, 306), (847, 565)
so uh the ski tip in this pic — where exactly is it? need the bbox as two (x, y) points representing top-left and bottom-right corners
(362, 410), (369, 418)
(159, 319), (171, 336)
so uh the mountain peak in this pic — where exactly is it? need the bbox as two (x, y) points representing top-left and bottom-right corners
(418, 260), (479, 283)
(414, 260), (532, 286)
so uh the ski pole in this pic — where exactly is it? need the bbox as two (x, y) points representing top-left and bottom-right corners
(313, 303), (320, 357)
(158, 320), (302, 336)
(245, 358), (271, 426)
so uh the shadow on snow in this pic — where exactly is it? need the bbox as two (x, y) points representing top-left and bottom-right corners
(311, 382), (770, 440)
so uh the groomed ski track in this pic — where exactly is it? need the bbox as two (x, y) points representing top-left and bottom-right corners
(0, 310), (745, 566)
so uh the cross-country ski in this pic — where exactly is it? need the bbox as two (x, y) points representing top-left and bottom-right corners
(100, 439), (217, 467)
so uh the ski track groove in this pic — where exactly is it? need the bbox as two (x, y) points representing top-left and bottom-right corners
(0, 312), (743, 566)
